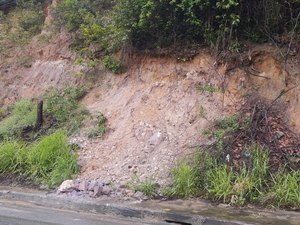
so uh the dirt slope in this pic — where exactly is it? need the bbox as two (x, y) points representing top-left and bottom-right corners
(1, 13), (300, 186)
(75, 53), (227, 184)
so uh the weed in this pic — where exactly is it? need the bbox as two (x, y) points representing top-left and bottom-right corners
(215, 116), (239, 131)
(196, 84), (219, 93)
(269, 170), (300, 208)
(206, 164), (234, 203)
(199, 105), (207, 119)
(0, 131), (78, 188)
(0, 140), (27, 175)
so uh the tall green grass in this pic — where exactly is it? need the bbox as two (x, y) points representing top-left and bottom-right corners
(0, 131), (78, 188)
(168, 144), (299, 208)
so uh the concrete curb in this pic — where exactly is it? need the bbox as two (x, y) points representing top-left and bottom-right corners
(0, 189), (248, 225)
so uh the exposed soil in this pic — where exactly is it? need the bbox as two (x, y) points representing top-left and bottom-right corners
(1, 4), (300, 188)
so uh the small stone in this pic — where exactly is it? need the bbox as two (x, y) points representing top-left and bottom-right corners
(88, 180), (98, 191)
(148, 131), (163, 146)
(78, 180), (88, 191)
(133, 191), (144, 199)
(275, 131), (285, 139)
(93, 185), (103, 197)
(118, 181), (127, 189)
(101, 186), (112, 195)
(57, 180), (75, 193)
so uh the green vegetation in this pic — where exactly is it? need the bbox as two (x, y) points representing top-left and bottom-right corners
(87, 112), (107, 139)
(0, 100), (36, 140)
(102, 55), (123, 74)
(53, 0), (300, 60)
(0, 0), (45, 53)
(135, 178), (157, 197)
(27, 130), (78, 187)
(197, 84), (220, 94)
(165, 116), (300, 208)
(0, 131), (78, 187)
(44, 86), (89, 134)
(169, 161), (199, 198)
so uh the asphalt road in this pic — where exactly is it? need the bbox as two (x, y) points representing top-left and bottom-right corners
(0, 201), (169, 225)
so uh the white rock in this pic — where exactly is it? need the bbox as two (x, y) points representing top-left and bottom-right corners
(57, 180), (75, 193)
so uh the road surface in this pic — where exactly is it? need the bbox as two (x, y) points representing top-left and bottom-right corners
(0, 201), (169, 225)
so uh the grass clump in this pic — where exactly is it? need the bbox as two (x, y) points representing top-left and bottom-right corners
(0, 100), (36, 140)
(27, 130), (78, 187)
(87, 113), (107, 139)
(0, 140), (27, 175)
(135, 178), (158, 197)
(170, 161), (199, 198)
(0, 131), (78, 188)
(269, 170), (300, 208)
(127, 176), (158, 197)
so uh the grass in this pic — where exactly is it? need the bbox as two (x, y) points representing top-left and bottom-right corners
(0, 100), (36, 140)
(166, 144), (299, 208)
(169, 161), (199, 198)
(127, 176), (158, 197)
(269, 170), (300, 208)
(165, 116), (299, 209)
(0, 131), (78, 188)
(135, 178), (158, 197)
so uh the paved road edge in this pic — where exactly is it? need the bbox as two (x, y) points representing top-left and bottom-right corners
(0, 189), (249, 225)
